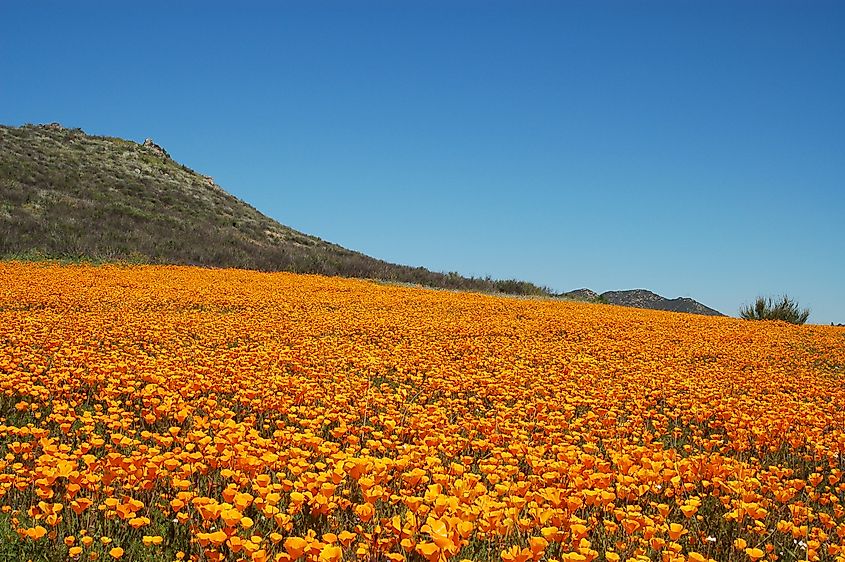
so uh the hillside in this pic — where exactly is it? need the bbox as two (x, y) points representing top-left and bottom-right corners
(0, 123), (549, 295)
(562, 288), (723, 316)
(1, 123), (726, 313)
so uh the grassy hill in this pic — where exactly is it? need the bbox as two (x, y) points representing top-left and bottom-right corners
(0, 123), (549, 296)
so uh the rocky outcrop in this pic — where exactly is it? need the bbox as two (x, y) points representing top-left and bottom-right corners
(601, 290), (668, 309)
(142, 138), (170, 159)
(561, 288), (599, 301)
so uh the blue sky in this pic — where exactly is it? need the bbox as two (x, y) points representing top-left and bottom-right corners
(2, 1), (843, 323)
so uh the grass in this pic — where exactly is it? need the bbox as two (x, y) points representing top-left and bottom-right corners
(0, 512), (186, 562)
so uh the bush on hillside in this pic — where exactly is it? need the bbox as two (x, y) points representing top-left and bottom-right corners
(740, 295), (810, 325)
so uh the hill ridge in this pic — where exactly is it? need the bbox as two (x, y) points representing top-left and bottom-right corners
(0, 122), (549, 296)
(1, 122), (722, 314)
(562, 288), (723, 316)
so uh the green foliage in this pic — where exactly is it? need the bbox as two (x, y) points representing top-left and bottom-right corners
(490, 278), (552, 296)
(740, 295), (810, 325)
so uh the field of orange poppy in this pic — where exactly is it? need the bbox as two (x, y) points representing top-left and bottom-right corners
(0, 262), (843, 562)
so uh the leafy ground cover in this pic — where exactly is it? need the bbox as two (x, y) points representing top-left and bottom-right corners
(0, 263), (843, 561)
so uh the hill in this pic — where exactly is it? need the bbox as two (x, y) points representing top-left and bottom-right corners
(0, 123), (549, 295)
(0, 123), (724, 313)
(561, 288), (723, 316)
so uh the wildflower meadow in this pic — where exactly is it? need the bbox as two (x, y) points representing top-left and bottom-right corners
(1, 263), (843, 562)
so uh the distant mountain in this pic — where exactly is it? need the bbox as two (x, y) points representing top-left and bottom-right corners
(0, 123), (550, 296)
(601, 290), (723, 316)
(561, 288), (599, 302)
(561, 288), (723, 316)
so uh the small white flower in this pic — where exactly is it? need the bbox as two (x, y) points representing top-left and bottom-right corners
(707, 536), (716, 542)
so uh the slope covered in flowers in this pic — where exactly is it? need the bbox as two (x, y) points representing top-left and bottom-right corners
(0, 263), (843, 562)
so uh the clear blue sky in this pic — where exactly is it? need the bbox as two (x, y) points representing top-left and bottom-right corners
(2, 1), (843, 323)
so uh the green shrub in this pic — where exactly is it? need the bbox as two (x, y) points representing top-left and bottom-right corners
(740, 295), (810, 325)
